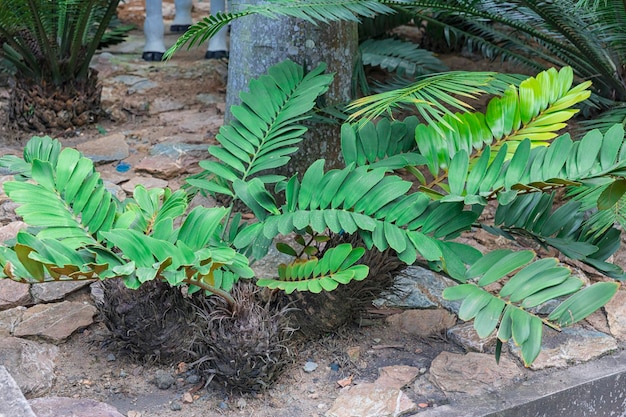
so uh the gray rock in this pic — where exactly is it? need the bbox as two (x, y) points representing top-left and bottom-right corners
(196, 93), (223, 106)
(154, 369), (175, 390)
(149, 97), (185, 114)
(510, 326), (618, 370)
(30, 280), (92, 303)
(373, 266), (461, 312)
(325, 383), (417, 417)
(104, 180), (127, 202)
(128, 80), (158, 94)
(250, 244), (294, 279)
(0, 279), (32, 310)
(76, 133), (130, 164)
(413, 374), (447, 406)
(13, 301), (96, 343)
(150, 142), (208, 159)
(376, 365), (421, 390)
(158, 110), (223, 134)
(135, 155), (186, 179)
(111, 74), (148, 86)
(604, 289), (626, 340)
(303, 361), (318, 373)
(0, 336), (58, 396)
(121, 176), (168, 193)
(429, 351), (524, 396)
(0, 199), (21, 224)
(386, 309), (457, 338)
(447, 322), (497, 353)
(0, 220), (26, 242)
(29, 397), (124, 417)
(0, 365), (37, 417)
(0, 306), (26, 337)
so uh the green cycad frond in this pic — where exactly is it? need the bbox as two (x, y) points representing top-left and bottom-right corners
(186, 60), (333, 196)
(414, 67), (590, 179)
(346, 71), (526, 129)
(166, 0), (394, 58)
(0, 136), (252, 306)
(360, 38), (447, 78)
(486, 193), (624, 278)
(340, 116), (426, 172)
(3, 137), (118, 248)
(256, 243), (369, 293)
(231, 160), (478, 270)
(444, 249), (619, 366)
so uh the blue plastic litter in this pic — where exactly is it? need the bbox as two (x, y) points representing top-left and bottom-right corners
(116, 162), (131, 173)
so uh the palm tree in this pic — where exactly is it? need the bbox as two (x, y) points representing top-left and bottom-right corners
(0, 0), (129, 132)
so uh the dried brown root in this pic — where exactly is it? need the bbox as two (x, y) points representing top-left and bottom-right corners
(190, 281), (296, 393)
(96, 279), (198, 364)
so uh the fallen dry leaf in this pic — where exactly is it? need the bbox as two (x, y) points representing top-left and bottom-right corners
(337, 375), (354, 388)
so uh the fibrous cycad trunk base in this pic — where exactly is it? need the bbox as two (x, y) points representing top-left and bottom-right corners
(97, 279), (197, 364)
(8, 69), (101, 132)
(191, 282), (295, 393)
(283, 234), (404, 338)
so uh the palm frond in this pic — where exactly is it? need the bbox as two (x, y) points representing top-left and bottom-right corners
(166, 0), (395, 58)
(346, 71), (525, 129)
(360, 38), (447, 78)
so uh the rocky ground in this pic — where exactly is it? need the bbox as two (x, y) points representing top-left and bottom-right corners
(1, 2), (626, 417)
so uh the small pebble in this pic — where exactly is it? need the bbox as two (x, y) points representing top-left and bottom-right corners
(170, 402), (182, 411)
(106, 353), (116, 362)
(127, 411), (142, 417)
(329, 363), (340, 372)
(185, 374), (201, 384)
(303, 361), (318, 373)
(218, 401), (229, 410)
(236, 398), (247, 409)
(155, 370), (175, 390)
(119, 370), (127, 378)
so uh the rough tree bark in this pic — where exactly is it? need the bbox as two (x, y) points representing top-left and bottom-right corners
(226, 1), (358, 177)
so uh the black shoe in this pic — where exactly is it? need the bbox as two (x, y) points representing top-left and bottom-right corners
(170, 24), (191, 33)
(142, 51), (164, 61)
(205, 50), (228, 60)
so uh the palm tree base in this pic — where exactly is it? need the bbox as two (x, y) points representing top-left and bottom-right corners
(8, 69), (102, 132)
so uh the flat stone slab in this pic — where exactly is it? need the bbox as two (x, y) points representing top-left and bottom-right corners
(429, 352), (524, 396)
(13, 301), (96, 343)
(510, 327), (618, 370)
(30, 280), (92, 304)
(0, 305), (26, 337)
(373, 266), (461, 312)
(0, 366), (37, 417)
(386, 309), (457, 338)
(30, 397), (125, 417)
(0, 336), (58, 396)
(325, 383), (417, 417)
(418, 349), (626, 417)
(76, 133), (129, 164)
(0, 279), (32, 310)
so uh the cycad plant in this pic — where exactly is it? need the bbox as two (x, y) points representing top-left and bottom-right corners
(1, 60), (626, 372)
(0, 0), (129, 131)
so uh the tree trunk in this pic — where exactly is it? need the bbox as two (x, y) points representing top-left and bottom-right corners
(226, 3), (358, 176)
